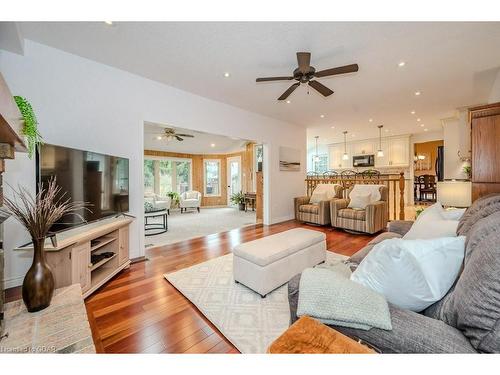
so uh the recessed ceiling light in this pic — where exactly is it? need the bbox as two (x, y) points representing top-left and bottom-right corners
(368, 118), (373, 122)
(104, 21), (113, 25)
(351, 134), (355, 137)
(411, 110), (416, 115)
(415, 91), (421, 96)
(285, 100), (291, 104)
(156, 136), (162, 140)
(424, 128), (428, 132)
(210, 143), (215, 147)
(331, 126), (335, 129)
(223, 72), (230, 78)
(417, 118), (421, 122)
(420, 124), (425, 127)
(398, 61), (406, 67)
(385, 129), (389, 132)
(320, 114), (325, 118)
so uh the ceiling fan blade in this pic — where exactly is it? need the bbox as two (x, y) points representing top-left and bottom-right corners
(256, 76), (294, 82)
(278, 82), (300, 101)
(175, 136), (184, 141)
(296, 52), (311, 74)
(308, 80), (334, 97)
(314, 64), (359, 78)
(175, 133), (194, 138)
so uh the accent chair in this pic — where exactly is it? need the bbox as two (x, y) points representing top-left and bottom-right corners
(330, 185), (388, 234)
(294, 184), (343, 225)
(144, 192), (171, 214)
(180, 190), (202, 213)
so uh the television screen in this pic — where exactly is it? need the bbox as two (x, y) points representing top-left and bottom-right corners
(38, 144), (130, 232)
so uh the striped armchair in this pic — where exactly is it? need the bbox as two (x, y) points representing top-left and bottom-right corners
(330, 185), (388, 234)
(294, 184), (343, 225)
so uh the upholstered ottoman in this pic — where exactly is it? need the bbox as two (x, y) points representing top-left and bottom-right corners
(233, 228), (326, 297)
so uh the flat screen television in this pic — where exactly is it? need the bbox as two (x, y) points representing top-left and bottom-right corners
(37, 143), (130, 232)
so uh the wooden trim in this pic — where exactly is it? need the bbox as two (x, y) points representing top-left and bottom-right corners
(469, 102), (500, 121)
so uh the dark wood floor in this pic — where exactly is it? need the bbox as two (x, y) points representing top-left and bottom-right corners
(6, 220), (375, 353)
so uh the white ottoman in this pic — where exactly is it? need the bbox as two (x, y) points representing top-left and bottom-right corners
(233, 228), (326, 297)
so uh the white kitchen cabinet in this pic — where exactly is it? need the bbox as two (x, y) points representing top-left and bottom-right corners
(329, 144), (351, 169)
(352, 140), (375, 156)
(388, 137), (410, 166)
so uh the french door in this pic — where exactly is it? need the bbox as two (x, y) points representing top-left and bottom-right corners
(226, 156), (242, 206)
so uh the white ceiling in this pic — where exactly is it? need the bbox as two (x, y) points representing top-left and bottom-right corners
(144, 121), (249, 154)
(15, 22), (500, 146)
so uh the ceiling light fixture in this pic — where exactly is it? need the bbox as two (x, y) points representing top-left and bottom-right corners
(342, 131), (349, 160)
(104, 21), (113, 25)
(210, 143), (215, 147)
(313, 136), (320, 164)
(417, 118), (421, 122)
(223, 72), (230, 78)
(286, 100), (291, 104)
(320, 114), (325, 118)
(424, 128), (428, 132)
(156, 136), (162, 140)
(377, 125), (384, 158)
(331, 126), (335, 129)
(398, 61), (406, 67)
(415, 91), (421, 96)
(420, 124), (425, 127)
(369, 118), (373, 122)
(411, 110), (416, 115)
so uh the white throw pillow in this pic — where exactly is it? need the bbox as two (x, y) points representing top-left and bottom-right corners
(442, 208), (467, 221)
(351, 236), (466, 312)
(348, 193), (372, 210)
(404, 202), (458, 240)
(309, 192), (327, 204)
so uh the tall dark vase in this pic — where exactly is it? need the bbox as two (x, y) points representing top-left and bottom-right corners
(22, 238), (55, 312)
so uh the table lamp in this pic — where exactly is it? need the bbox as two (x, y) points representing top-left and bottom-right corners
(436, 181), (472, 208)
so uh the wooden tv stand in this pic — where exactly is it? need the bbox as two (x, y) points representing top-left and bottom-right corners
(15, 217), (133, 298)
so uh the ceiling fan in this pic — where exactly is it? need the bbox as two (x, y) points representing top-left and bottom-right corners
(154, 128), (195, 142)
(256, 52), (359, 100)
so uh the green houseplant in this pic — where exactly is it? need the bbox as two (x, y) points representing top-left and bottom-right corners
(1, 178), (87, 312)
(167, 191), (180, 208)
(463, 165), (472, 180)
(230, 191), (246, 211)
(14, 96), (43, 158)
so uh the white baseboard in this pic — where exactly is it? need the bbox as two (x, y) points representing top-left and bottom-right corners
(4, 275), (24, 289)
(270, 214), (294, 225)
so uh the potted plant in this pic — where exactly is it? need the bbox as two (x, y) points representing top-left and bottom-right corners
(167, 191), (180, 208)
(230, 191), (246, 211)
(463, 165), (472, 180)
(1, 179), (87, 312)
(14, 96), (43, 159)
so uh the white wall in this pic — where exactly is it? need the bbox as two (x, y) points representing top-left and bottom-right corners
(489, 70), (500, 103)
(442, 110), (470, 180)
(1, 41), (306, 288)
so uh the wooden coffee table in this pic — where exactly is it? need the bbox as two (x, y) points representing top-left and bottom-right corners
(268, 316), (376, 354)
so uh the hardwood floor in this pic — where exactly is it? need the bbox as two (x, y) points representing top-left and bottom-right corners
(6, 220), (375, 354)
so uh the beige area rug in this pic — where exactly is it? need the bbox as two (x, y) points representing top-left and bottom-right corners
(145, 207), (256, 248)
(164, 251), (349, 353)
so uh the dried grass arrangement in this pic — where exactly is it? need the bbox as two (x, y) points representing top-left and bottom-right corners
(2, 178), (88, 312)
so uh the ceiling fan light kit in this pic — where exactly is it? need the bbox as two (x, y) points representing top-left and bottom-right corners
(256, 52), (359, 101)
(153, 128), (195, 142)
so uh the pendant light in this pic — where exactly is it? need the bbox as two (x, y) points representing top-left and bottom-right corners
(377, 125), (384, 157)
(342, 131), (349, 160)
(313, 136), (320, 163)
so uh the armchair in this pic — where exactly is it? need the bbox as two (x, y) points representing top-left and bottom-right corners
(180, 190), (202, 213)
(294, 184), (343, 225)
(144, 193), (171, 214)
(330, 185), (388, 234)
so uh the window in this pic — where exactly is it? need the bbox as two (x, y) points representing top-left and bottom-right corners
(144, 157), (192, 196)
(313, 154), (329, 174)
(204, 159), (220, 196)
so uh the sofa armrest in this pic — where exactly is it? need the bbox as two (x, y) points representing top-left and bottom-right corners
(294, 196), (310, 219)
(365, 201), (388, 234)
(330, 199), (349, 227)
(388, 220), (414, 236)
(287, 274), (477, 353)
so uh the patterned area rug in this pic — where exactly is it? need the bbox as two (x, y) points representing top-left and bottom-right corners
(164, 251), (348, 353)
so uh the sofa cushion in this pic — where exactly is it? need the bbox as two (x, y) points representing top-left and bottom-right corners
(403, 203), (458, 240)
(426, 211), (500, 353)
(338, 208), (366, 221)
(185, 191), (199, 199)
(233, 228), (326, 267)
(349, 232), (402, 264)
(299, 204), (319, 214)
